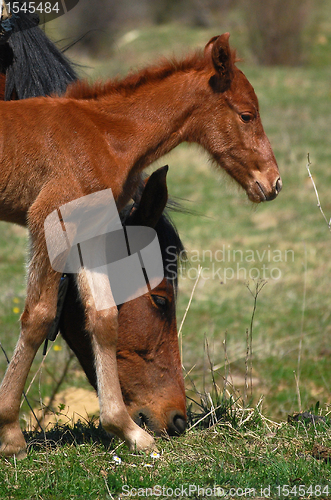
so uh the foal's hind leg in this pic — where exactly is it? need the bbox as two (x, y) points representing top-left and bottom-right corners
(77, 272), (155, 452)
(0, 259), (61, 458)
(0, 183), (78, 457)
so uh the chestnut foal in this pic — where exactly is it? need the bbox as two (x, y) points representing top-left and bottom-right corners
(0, 11), (186, 438)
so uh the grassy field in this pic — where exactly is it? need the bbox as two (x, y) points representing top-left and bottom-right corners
(2, 411), (331, 499)
(1, 7), (331, 498)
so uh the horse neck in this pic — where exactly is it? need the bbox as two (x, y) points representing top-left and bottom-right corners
(100, 70), (208, 170)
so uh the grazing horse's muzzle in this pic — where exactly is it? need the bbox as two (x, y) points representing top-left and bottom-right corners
(133, 408), (187, 436)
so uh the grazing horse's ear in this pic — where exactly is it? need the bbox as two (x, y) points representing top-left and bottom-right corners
(205, 33), (234, 92)
(129, 165), (169, 229)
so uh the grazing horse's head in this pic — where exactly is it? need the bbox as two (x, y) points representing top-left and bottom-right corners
(189, 33), (282, 203)
(60, 166), (187, 437)
(117, 167), (186, 436)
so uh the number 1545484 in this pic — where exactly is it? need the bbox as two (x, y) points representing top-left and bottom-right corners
(5, 2), (61, 14)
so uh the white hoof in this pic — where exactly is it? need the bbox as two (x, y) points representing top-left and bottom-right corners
(127, 427), (156, 452)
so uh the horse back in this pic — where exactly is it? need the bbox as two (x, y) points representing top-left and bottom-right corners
(0, 97), (137, 225)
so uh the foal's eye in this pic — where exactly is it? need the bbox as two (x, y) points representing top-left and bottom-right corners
(151, 294), (168, 310)
(240, 113), (253, 123)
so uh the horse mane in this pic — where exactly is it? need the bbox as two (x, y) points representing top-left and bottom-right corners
(2, 10), (77, 99)
(155, 210), (185, 290)
(65, 50), (209, 100)
(121, 201), (185, 292)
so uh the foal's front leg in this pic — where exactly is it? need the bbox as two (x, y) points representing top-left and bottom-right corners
(78, 271), (155, 452)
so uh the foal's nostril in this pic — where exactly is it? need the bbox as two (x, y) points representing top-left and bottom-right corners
(275, 177), (282, 194)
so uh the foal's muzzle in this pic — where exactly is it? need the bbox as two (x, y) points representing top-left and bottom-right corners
(248, 174), (282, 203)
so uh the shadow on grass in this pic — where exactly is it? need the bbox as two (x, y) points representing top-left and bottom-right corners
(23, 418), (115, 452)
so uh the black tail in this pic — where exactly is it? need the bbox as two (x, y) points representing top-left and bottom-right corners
(0, 10), (77, 99)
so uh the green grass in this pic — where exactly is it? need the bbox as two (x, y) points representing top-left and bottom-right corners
(169, 63), (331, 420)
(1, 412), (331, 499)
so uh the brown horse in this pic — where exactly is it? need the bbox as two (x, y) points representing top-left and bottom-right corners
(0, 32), (281, 457)
(0, 11), (187, 440)
(60, 165), (187, 437)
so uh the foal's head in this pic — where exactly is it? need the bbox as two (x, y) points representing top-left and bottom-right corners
(192, 33), (282, 202)
(66, 33), (281, 204)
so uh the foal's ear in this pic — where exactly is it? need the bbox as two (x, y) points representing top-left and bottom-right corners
(205, 33), (234, 92)
(130, 165), (168, 228)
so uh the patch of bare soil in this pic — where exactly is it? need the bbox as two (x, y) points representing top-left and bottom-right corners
(30, 387), (99, 430)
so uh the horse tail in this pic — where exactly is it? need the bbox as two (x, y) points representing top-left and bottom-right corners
(0, 10), (78, 100)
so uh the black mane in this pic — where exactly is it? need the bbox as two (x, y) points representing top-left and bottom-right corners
(155, 211), (185, 289)
(0, 10), (77, 99)
(122, 204), (185, 292)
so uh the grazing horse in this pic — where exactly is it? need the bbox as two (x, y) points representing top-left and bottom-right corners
(60, 166), (187, 437)
(0, 31), (281, 457)
(0, 9), (187, 438)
